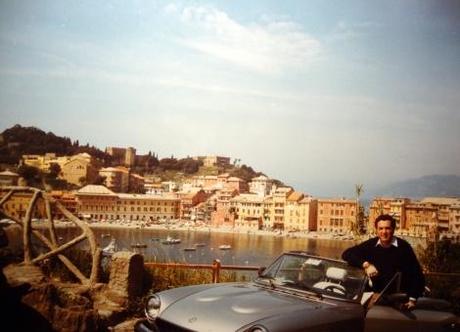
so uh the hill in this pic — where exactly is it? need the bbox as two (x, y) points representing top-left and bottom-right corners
(370, 175), (460, 198)
(0, 124), (271, 184)
(0, 124), (110, 164)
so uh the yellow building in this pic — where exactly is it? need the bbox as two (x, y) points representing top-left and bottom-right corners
(61, 154), (99, 185)
(231, 194), (265, 230)
(76, 185), (180, 222)
(284, 192), (318, 232)
(317, 198), (357, 234)
(22, 153), (71, 172)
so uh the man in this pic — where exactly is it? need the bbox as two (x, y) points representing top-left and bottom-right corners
(342, 214), (425, 310)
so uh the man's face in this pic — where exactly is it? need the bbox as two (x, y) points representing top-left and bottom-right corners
(376, 219), (394, 245)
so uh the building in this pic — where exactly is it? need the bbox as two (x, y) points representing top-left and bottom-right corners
(368, 197), (411, 230)
(284, 192), (318, 232)
(405, 197), (460, 238)
(50, 191), (78, 219)
(60, 153), (100, 185)
(225, 177), (249, 194)
(105, 146), (136, 167)
(263, 187), (294, 230)
(249, 175), (274, 196)
(22, 153), (70, 172)
(211, 189), (238, 228)
(193, 155), (231, 167)
(232, 194), (265, 231)
(0, 170), (19, 186)
(22, 152), (101, 185)
(129, 173), (145, 193)
(0, 188), (46, 220)
(76, 185), (180, 222)
(175, 189), (208, 219)
(99, 167), (130, 193)
(317, 198), (357, 234)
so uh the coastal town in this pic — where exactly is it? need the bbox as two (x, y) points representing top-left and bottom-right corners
(1, 146), (459, 243)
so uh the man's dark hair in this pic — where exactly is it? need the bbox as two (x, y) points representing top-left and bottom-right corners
(374, 214), (396, 229)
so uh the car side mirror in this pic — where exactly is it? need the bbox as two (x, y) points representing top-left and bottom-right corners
(258, 267), (266, 276)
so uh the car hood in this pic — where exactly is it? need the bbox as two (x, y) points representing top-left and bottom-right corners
(158, 282), (331, 331)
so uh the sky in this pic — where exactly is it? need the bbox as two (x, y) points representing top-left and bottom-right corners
(1, 0), (459, 197)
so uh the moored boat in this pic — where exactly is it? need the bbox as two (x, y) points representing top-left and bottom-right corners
(219, 244), (232, 250)
(131, 242), (147, 248)
(183, 247), (196, 251)
(162, 236), (181, 245)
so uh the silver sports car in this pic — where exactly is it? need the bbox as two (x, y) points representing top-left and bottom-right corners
(136, 252), (460, 332)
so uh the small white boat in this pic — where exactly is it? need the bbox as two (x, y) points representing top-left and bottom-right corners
(219, 244), (232, 250)
(102, 238), (116, 256)
(162, 236), (181, 245)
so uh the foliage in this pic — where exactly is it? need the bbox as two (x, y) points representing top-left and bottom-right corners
(145, 266), (250, 293)
(157, 157), (203, 174)
(418, 240), (460, 314)
(0, 124), (111, 165)
(228, 164), (262, 182)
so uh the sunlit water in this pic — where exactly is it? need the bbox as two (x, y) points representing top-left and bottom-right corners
(55, 227), (353, 267)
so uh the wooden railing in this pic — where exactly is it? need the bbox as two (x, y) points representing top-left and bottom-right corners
(144, 259), (460, 284)
(144, 259), (261, 283)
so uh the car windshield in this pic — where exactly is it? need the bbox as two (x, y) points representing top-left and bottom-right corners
(255, 253), (367, 302)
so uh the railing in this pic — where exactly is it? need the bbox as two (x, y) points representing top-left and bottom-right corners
(144, 259), (460, 284)
(144, 259), (261, 283)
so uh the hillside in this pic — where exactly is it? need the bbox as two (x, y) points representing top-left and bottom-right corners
(0, 124), (270, 184)
(0, 124), (110, 164)
(370, 175), (460, 198)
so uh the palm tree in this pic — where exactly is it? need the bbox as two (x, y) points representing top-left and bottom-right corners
(354, 184), (364, 235)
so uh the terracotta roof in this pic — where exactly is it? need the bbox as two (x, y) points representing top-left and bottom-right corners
(420, 197), (460, 205)
(287, 191), (304, 202)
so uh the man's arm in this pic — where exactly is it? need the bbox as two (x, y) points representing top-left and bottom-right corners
(341, 238), (374, 267)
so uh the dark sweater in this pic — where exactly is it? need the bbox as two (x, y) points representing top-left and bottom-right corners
(342, 236), (425, 299)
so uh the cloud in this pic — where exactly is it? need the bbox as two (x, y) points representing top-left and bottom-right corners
(165, 5), (321, 74)
(328, 20), (381, 41)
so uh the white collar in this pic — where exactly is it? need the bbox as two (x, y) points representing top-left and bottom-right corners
(376, 237), (398, 247)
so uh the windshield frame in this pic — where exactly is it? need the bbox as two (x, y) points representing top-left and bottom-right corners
(255, 252), (367, 304)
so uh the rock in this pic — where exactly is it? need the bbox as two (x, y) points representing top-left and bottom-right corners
(108, 252), (144, 301)
(3, 263), (47, 287)
(111, 318), (144, 332)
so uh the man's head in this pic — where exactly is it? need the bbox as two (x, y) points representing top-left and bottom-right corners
(374, 214), (396, 246)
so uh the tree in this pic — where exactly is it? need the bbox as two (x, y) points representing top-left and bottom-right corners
(353, 184), (366, 235)
(17, 165), (40, 183)
(48, 163), (61, 179)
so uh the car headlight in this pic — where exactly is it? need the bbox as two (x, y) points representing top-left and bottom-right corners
(145, 295), (161, 321)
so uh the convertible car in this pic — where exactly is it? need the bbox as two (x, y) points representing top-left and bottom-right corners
(136, 251), (460, 332)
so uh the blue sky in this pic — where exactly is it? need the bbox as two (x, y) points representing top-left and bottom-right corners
(1, 0), (459, 196)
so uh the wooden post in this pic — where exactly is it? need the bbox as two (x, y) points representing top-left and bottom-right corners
(212, 259), (221, 283)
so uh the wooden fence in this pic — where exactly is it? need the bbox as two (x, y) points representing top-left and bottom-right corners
(144, 259), (261, 283)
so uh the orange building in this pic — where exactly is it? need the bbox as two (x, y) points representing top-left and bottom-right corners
(368, 197), (411, 230)
(317, 198), (357, 234)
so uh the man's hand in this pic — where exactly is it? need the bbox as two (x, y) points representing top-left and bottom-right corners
(362, 261), (378, 278)
(400, 299), (416, 311)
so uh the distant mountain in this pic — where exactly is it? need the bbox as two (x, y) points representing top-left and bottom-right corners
(370, 175), (460, 198)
